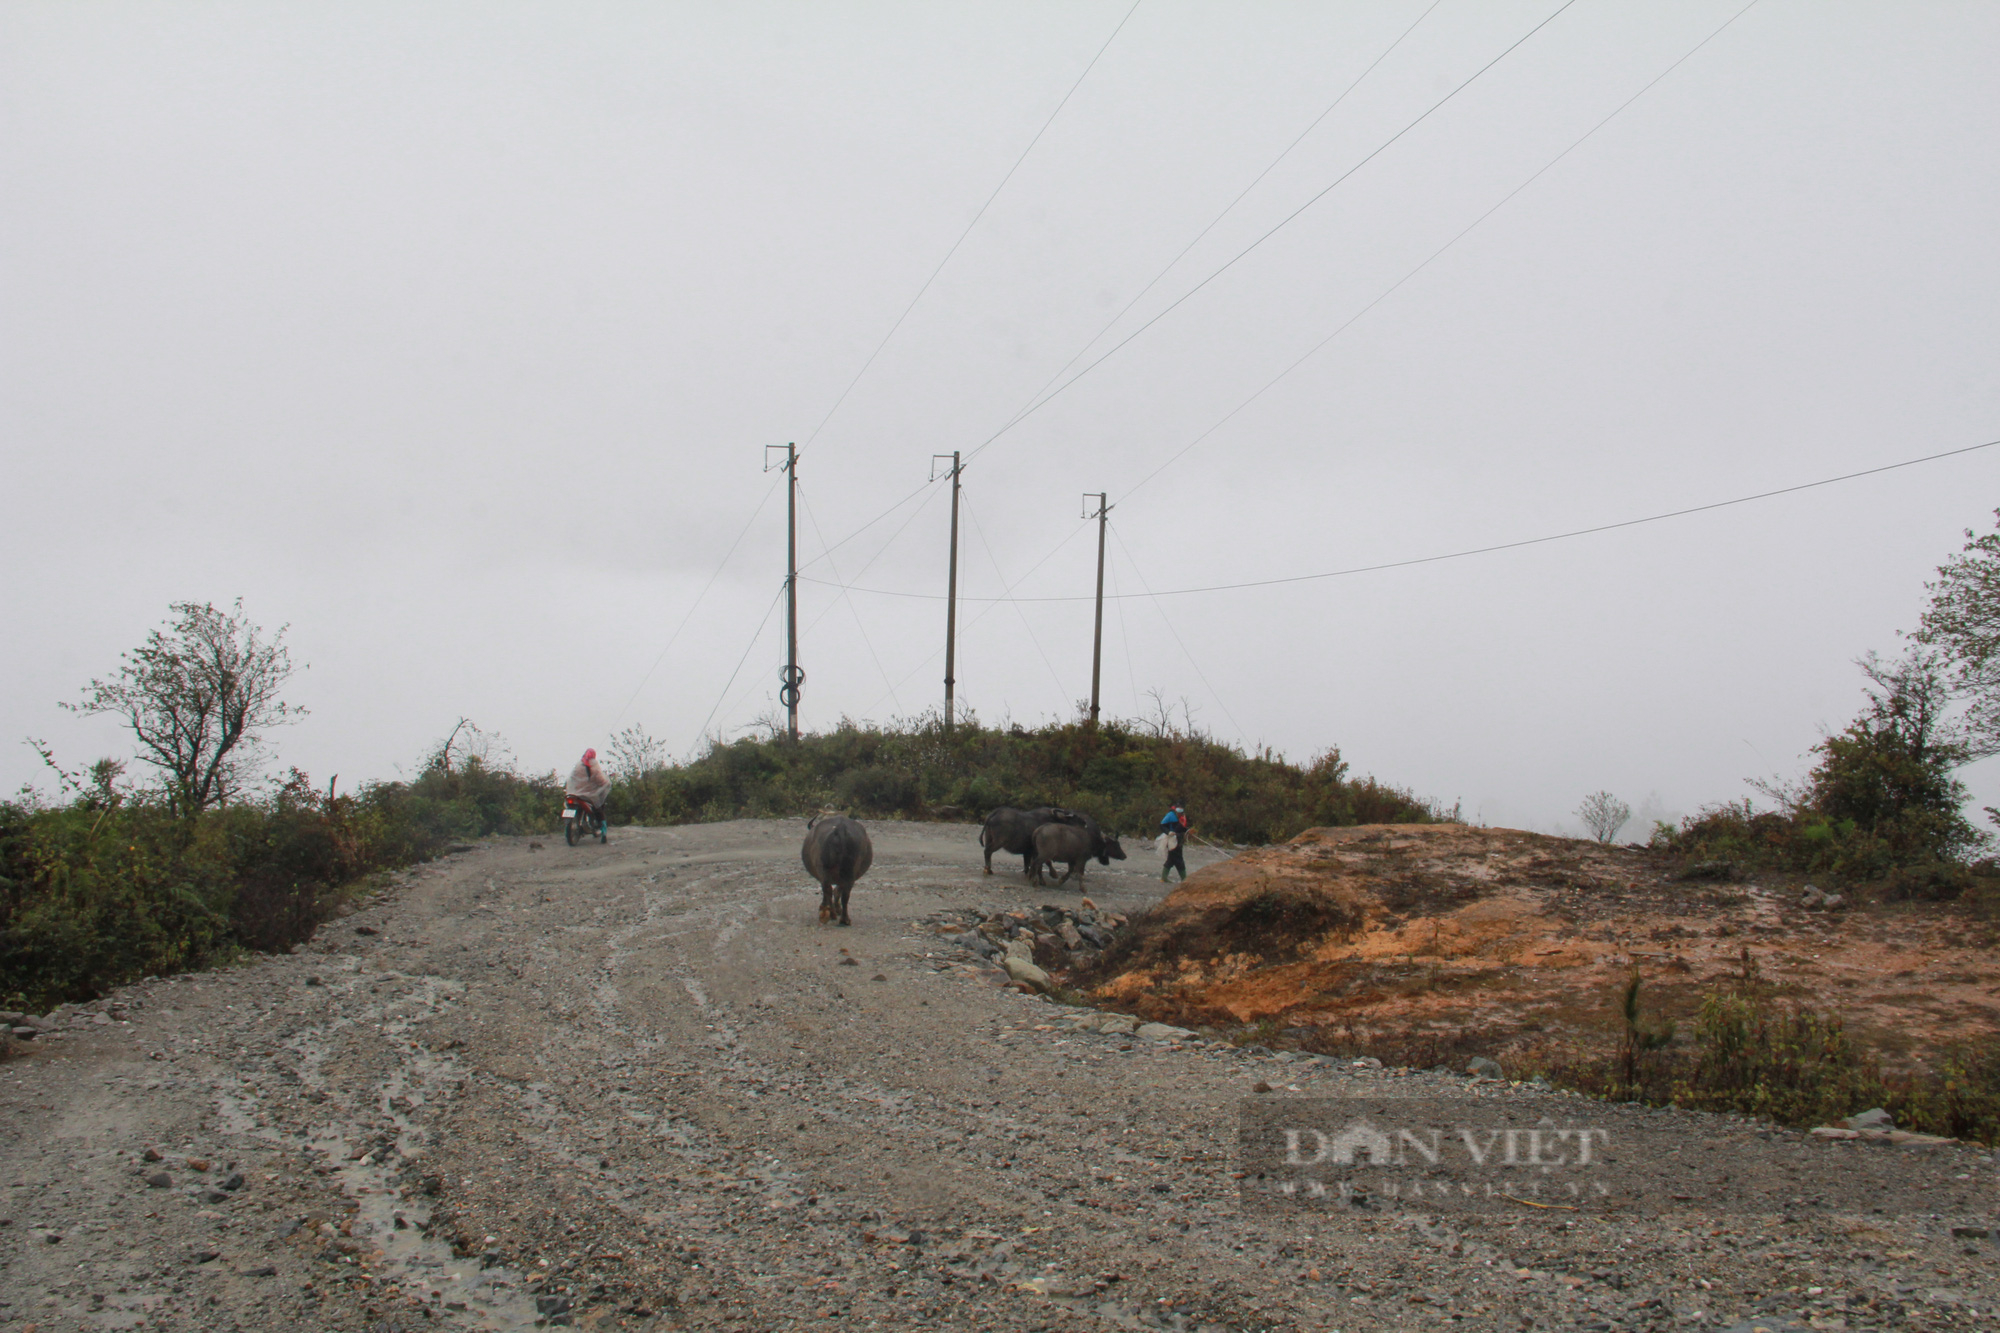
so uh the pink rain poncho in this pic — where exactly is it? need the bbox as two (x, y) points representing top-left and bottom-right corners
(565, 754), (611, 807)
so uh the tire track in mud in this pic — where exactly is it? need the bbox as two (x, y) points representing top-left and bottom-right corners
(210, 963), (547, 1329)
(8, 822), (1999, 1333)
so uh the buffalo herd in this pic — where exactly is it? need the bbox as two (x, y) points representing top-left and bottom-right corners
(806, 804), (1133, 926)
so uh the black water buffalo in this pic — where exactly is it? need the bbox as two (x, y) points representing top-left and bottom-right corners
(802, 814), (873, 926)
(1030, 820), (1127, 888)
(979, 806), (1088, 875)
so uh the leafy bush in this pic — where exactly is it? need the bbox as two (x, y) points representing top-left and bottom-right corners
(0, 758), (559, 1013)
(605, 713), (1448, 845)
(835, 765), (920, 814)
(1662, 699), (1987, 880)
(1542, 981), (2000, 1145)
(3, 711), (1439, 1010)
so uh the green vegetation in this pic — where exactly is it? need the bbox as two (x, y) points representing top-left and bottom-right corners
(5, 704), (1444, 1013)
(1660, 512), (2000, 885)
(1, 756), (556, 1014)
(605, 712), (1451, 845)
(1544, 976), (2000, 1146)
(1661, 647), (1993, 883)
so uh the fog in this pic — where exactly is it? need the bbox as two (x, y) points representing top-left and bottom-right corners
(6, 1), (1999, 837)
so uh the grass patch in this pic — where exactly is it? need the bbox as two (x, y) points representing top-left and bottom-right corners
(1537, 981), (2000, 1146)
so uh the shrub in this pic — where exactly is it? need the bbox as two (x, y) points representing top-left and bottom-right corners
(835, 765), (919, 814)
(610, 715), (1448, 843)
(2, 712), (1443, 1009)
(0, 759), (560, 1013)
(1541, 980), (2000, 1145)
(1663, 649), (1989, 881)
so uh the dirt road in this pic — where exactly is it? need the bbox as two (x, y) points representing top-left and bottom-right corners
(3, 820), (1996, 1332)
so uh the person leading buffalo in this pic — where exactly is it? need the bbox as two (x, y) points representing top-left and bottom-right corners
(1159, 803), (1190, 883)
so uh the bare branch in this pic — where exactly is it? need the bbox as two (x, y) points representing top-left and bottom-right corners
(1576, 791), (1631, 844)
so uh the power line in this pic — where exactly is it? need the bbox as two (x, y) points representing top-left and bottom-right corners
(795, 0), (1145, 458)
(961, 0), (1583, 466)
(800, 0), (1744, 579)
(857, 513), (1098, 716)
(1007, 0), (1446, 422)
(801, 436), (2000, 603)
(1120, 0), (1767, 506)
(605, 0), (1714, 741)
(609, 473), (781, 728)
(796, 481), (902, 711)
(1108, 531), (1141, 716)
(1110, 521), (1247, 742)
(794, 477), (939, 574)
(692, 582), (788, 752)
(966, 491), (1070, 704)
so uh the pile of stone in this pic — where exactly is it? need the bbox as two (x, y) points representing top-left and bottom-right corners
(1810, 1106), (1957, 1146)
(1799, 884), (1846, 911)
(2, 995), (138, 1044)
(1053, 1009), (1197, 1043)
(923, 903), (1129, 992)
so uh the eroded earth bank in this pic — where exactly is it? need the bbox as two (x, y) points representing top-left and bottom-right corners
(2, 820), (1996, 1333)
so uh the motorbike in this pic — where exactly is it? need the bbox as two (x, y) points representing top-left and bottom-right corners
(562, 794), (606, 846)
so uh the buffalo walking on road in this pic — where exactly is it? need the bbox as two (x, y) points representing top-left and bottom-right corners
(978, 806), (1088, 876)
(1030, 820), (1127, 889)
(802, 814), (873, 926)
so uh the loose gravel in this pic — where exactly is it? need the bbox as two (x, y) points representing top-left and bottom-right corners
(2, 819), (1996, 1332)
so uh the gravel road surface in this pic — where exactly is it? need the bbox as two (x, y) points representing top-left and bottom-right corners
(3, 820), (1996, 1333)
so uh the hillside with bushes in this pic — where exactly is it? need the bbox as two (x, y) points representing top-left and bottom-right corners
(603, 714), (1449, 844)
(1, 715), (1444, 1012)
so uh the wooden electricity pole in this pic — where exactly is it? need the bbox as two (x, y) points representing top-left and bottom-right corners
(933, 452), (964, 731)
(767, 443), (803, 742)
(1085, 492), (1110, 729)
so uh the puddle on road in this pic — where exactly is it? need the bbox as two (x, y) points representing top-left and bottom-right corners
(214, 967), (547, 1331)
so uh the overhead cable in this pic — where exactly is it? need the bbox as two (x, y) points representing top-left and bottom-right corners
(796, 483), (902, 710)
(857, 515), (1098, 716)
(961, 0), (1583, 465)
(794, 477), (939, 574)
(802, 437), (2000, 603)
(795, 0), (1145, 458)
(692, 582), (788, 752)
(609, 474), (781, 728)
(1120, 0), (1767, 506)
(1008, 0), (1446, 421)
(1111, 521), (1247, 742)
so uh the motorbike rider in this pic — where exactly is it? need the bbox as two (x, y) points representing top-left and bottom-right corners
(565, 748), (612, 830)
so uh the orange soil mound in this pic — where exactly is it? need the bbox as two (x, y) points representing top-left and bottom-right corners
(1089, 824), (2000, 1070)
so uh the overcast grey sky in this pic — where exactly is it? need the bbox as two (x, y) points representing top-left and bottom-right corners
(7, 1), (1999, 835)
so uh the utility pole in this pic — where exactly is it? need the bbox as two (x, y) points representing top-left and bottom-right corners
(932, 452), (963, 731)
(1084, 492), (1110, 729)
(766, 443), (803, 742)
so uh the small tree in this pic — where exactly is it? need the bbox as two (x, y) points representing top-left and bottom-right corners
(1618, 969), (1676, 1091)
(1802, 648), (1981, 864)
(606, 724), (666, 779)
(1577, 790), (1631, 843)
(1917, 510), (2000, 760)
(424, 718), (510, 775)
(66, 600), (302, 817)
